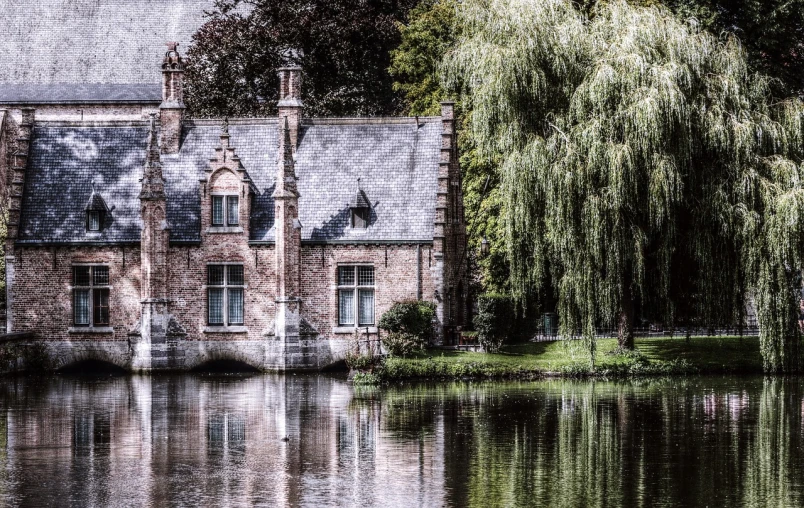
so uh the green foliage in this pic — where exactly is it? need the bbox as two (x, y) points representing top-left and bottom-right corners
(344, 352), (377, 371)
(390, 1), (509, 292)
(378, 300), (435, 342)
(381, 332), (426, 357)
(444, 0), (804, 372)
(389, 0), (458, 116)
(653, 0), (804, 97)
(185, 0), (418, 117)
(351, 371), (382, 385)
(474, 294), (515, 352)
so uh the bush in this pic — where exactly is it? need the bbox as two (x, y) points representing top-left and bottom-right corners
(379, 300), (435, 342)
(474, 293), (515, 353)
(344, 352), (378, 371)
(381, 332), (425, 357)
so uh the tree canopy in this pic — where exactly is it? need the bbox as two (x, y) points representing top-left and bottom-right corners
(184, 0), (418, 117)
(443, 0), (804, 371)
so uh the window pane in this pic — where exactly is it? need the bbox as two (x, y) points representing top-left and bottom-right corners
(74, 289), (90, 325)
(227, 196), (239, 225)
(358, 289), (374, 325)
(338, 266), (355, 286)
(352, 208), (368, 228)
(227, 265), (244, 286)
(73, 266), (90, 286)
(358, 266), (374, 286)
(228, 289), (244, 325)
(208, 265), (225, 286)
(93, 288), (110, 325)
(339, 289), (355, 325)
(208, 288), (224, 324)
(88, 211), (100, 231)
(93, 266), (109, 286)
(212, 196), (224, 225)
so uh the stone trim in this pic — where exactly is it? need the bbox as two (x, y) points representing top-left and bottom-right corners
(68, 327), (114, 334)
(205, 226), (244, 234)
(203, 326), (248, 333)
(333, 326), (378, 334)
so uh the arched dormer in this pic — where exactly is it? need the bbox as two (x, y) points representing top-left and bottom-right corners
(200, 120), (253, 235)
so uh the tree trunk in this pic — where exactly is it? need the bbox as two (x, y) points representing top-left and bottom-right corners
(618, 280), (635, 350)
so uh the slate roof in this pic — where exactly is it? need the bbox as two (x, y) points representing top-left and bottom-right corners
(19, 124), (146, 244)
(0, 0), (217, 85)
(0, 84), (162, 104)
(17, 117), (441, 244)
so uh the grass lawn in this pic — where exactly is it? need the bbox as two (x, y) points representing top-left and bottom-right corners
(379, 335), (763, 380)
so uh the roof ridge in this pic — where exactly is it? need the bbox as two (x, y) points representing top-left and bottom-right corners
(35, 120), (149, 127)
(304, 116), (441, 125)
(185, 117), (278, 127)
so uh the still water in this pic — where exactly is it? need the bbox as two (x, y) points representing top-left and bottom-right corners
(0, 373), (801, 507)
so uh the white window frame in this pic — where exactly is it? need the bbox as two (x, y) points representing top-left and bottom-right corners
(337, 265), (375, 326)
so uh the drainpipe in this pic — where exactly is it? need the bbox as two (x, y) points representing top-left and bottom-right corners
(416, 244), (422, 300)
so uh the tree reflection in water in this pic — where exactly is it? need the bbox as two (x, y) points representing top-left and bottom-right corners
(0, 375), (801, 506)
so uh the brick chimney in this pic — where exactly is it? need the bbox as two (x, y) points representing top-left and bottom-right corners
(277, 66), (302, 149)
(160, 42), (185, 154)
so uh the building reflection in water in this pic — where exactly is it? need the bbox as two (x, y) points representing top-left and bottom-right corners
(0, 375), (802, 506)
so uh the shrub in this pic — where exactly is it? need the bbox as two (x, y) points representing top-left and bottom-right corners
(381, 331), (425, 357)
(379, 300), (435, 342)
(344, 352), (378, 371)
(473, 293), (515, 352)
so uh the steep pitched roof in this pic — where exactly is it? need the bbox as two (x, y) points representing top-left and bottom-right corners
(17, 117), (441, 244)
(0, 0), (215, 85)
(0, 84), (162, 104)
(18, 123), (146, 244)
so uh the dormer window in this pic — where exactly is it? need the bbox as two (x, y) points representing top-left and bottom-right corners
(349, 178), (370, 229)
(87, 211), (102, 231)
(85, 187), (109, 233)
(352, 207), (369, 228)
(212, 195), (239, 226)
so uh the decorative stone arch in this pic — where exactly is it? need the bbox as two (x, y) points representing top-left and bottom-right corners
(208, 166), (241, 192)
(46, 340), (132, 372)
(185, 342), (265, 372)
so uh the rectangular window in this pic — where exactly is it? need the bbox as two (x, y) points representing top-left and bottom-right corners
(87, 211), (100, 231)
(212, 195), (239, 227)
(207, 265), (245, 326)
(212, 196), (224, 226)
(73, 265), (110, 327)
(338, 265), (374, 326)
(227, 196), (239, 225)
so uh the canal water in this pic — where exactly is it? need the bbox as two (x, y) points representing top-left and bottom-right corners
(0, 374), (801, 507)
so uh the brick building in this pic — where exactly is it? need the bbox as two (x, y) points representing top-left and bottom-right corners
(0, 45), (468, 370)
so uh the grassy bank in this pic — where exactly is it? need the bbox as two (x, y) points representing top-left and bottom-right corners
(377, 336), (763, 380)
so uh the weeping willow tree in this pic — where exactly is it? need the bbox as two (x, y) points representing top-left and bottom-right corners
(443, 0), (804, 371)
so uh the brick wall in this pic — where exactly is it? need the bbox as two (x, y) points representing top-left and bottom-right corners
(10, 245), (141, 342)
(10, 241), (434, 343)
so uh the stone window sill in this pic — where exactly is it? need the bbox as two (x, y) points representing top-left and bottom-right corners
(206, 226), (243, 234)
(333, 326), (378, 334)
(203, 326), (248, 333)
(68, 327), (114, 334)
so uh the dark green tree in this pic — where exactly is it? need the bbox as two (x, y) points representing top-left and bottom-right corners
(184, 0), (418, 117)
